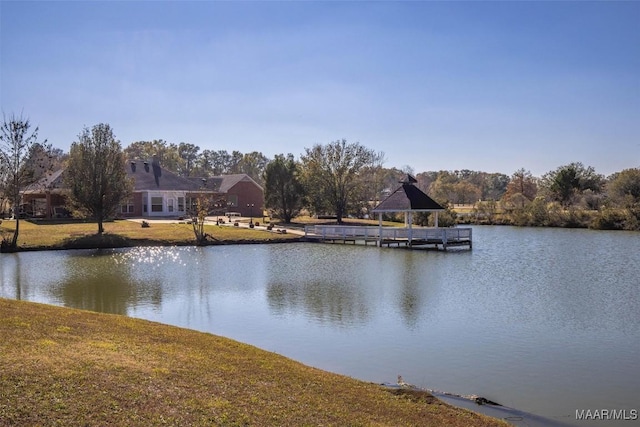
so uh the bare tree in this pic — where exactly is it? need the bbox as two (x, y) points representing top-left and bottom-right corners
(300, 139), (378, 223)
(0, 113), (48, 250)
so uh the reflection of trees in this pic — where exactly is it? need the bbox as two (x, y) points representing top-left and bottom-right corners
(53, 250), (163, 315)
(393, 251), (441, 329)
(265, 245), (372, 327)
(0, 254), (23, 300)
(267, 279), (369, 327)
(397, 252), (422, 329)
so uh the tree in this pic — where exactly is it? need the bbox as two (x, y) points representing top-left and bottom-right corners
(300, 139), (378, 223)
(212, 150), (233, 175)
(238, 151), (270, 185)
(187, 194), (223, 245)
(124, 140), (182, 171)
(65, 124), (133, 234)
(0, 113), (48, 249)
(263, 154), (305, 223)
(540, 163), (603, 207)
(197, 149), (217, 176)
(177, 142), (200, 177)
(607, 168), (640, 208)
(428, 171), (459, 204)
(503, 168), (538, 208)
(452, 181), (481, 204)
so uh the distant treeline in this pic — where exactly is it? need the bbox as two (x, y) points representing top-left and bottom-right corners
(121, 140), (639, 231)
(16, 136), (640, 231)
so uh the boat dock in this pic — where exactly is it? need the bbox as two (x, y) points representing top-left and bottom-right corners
(303, 225), (472, 251)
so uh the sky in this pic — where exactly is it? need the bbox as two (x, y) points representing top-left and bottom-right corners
(1, 1), (639, 177)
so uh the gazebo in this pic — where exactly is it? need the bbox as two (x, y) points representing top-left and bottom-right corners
(372, 174), (445, 245)
(302, 174), (471, 250)
(373, 174), (444, 225)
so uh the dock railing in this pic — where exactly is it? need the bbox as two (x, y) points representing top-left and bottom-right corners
(304, 225), (472, 247)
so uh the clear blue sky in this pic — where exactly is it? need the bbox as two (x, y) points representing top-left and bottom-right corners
(1, 0), (639, 177)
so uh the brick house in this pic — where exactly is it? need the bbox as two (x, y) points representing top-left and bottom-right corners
(20, 161), (264, 219)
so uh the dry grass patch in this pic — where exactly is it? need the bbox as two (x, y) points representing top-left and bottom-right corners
(0, 299), (506, 426)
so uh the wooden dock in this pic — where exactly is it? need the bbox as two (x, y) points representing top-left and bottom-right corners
(303, 225), (472, 251)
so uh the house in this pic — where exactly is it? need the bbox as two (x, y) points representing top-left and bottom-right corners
(20, 160), (264, 219)
(21, 169), (69, 218)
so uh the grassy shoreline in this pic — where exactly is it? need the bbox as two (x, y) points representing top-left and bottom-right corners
(0, 299), (506, 426)
(0, 219), (302, 252)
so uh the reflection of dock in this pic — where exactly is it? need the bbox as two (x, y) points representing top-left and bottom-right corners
(303, 225), (472, 251)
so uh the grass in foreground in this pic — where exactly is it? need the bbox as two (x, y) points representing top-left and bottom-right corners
(0, 299), (506, 426)
(0, 219), (300, 250)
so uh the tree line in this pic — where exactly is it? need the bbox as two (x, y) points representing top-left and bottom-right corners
(2, 114), (639, 252)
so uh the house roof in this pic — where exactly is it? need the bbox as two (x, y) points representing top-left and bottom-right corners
(197, 174), (263, 193)
(22, 169), (66, 193)
(126, 161), (205, 192)
(219, 174), (262, 192)
(22, 161), (261, 195)
(372, 175), (444, 213)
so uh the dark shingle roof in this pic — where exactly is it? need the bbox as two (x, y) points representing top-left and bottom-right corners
(188, 174), (262, 192)
(126, 161), (202, 191)
(372, 180), (444, 213)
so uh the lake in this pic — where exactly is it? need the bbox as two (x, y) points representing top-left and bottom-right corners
(1, 226), (638, 426)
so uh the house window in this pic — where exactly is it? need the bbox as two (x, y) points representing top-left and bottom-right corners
(151, 197), (163, 212)
(178, 197), (185, 212)
(120, 200), (134, 214)
(167, 198), (175, 213)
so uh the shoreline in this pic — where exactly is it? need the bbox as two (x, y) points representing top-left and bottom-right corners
(0, 298), (507, 426)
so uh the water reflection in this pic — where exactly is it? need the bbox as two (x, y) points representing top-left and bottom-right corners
(394, 250), (439, 329)
(4, 254), (24, 301)
(266, 244), (371, 326)
(51, 249), (163, 314)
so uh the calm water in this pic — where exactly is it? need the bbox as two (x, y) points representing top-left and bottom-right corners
(1, 226), (638, 425)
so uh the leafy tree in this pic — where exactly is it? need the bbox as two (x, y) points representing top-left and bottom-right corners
(177, 142), (200, 177)
(212, 150), (233, 175)
(65, 124), (133, 234)
(607, 168), (640, 208)
(428, 171), (459, 204)
(0, 113), (48, 249)
(540, 163), (603, 207)
(238, 151), (270, 185)
(228, 150), (244, 174)
(452, 181), (481, 204)
(197, 149), (217, 176)
(300, 139), (378, 223)
(124, 140), (182, 172)
(263, 154), (304, 223)
(478, 172), (509, 201)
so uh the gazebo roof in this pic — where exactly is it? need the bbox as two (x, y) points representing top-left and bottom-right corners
(372, 175), (444, 213)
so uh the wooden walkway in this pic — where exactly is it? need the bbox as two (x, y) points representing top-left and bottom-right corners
(303, 225), (472, 251)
